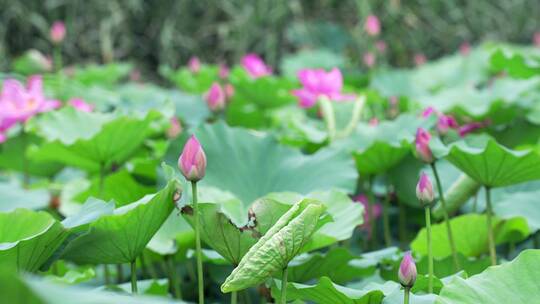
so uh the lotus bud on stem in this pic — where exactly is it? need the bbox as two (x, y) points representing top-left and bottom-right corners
(178, 135), (207, 304)
(398, 252), (417, 304)
(417, 172), (434, 293)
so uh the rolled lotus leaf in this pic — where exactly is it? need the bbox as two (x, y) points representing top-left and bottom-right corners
(221, 199), (326, 292)
(433, 174), (481, 219)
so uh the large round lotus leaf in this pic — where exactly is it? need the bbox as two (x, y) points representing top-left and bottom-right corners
(61, 181), (179, 264)
(436, 249), (540, 303)
(0, 209), (67, 272)
(445, 137), (540, 187)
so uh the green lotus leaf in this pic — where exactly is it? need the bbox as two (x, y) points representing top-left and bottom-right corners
(493, 188), (540, 232)
(0, 181), (50, 212)
(28, 108), (162, 173)
(167, 122), (357, 226)
(0, 209), (68, 272)
(71, 63), (132, 87)
(146, 213), (194, 257)
(160, 65), (219, 94)
(490, 49), (540, 79)
(221, 199), (326, 292)
(411, 214), (530, 259)
(272, 276), (399, 304)
(432, 174), (481, 219)
(61, 181), (180, 264)
(446, 137), (540, 187)
(0, 133), (62, 176)
(436, 249), (540, 303)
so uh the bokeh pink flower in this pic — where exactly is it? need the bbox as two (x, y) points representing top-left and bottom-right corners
(204, 82), (226, 111)
(292, 68), (355, 108)
(353, 194), (382, 239)
(69, 98), (94, 112)
(188, 57), (201, 73)
(364, 15), (381, 36)
(459, 42), (471, 56)
(50, 21), (66, 44)
(414, 53), (427, 66)
(415, 128), (434, 163)
(241, 54), (272, 78)
(363, 52), (376, 68)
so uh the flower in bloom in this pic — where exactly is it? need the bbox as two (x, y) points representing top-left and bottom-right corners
(69, 98), (93, 112)
(204, 82), (226, 111)
(50, 21), (66, 44)
(292, 68), (355, 108)
(375, 40), (387, 53)
(241, 53), (272, 78)
(363, 52), (376, 68)
(219, 64), (230, 79)
(534, 32), (540, 48)
(437, 115), (458, 135)
(415, 128), (434, 163)
(0, 76), (60, 123)
(460, 42), (471, 56)
(167, 117), (182, 139)
(188, 57), (201, 73)
(364, 15), (381, 36)
(398, 252), (417, 287)
(178, 135), (207, 182)
(353, 194), (382, 239)
(414, 53), (427, 66)
(416, 172), (434, 204)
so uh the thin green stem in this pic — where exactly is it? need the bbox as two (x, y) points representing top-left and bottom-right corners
(231, 291), (238, 304)
(367, 177), (377, 249)
(431, 163), (461, 271)
(425, 206), (433, 294)
(166, 255), (182, 299)
(130, 260), (138, 294)
(398, 198), (407, 250)
(382, 191), (392, 247)
(404, 287), (410, 304)
(337, 95), (365, 138)
(318, 96), (336, 142)
(485, 186), (497, 266)
(192, 181), (204, 304)
(104, 265), (110, 285)
(280, 267), (288, 304)
(116, 264), (123, 283)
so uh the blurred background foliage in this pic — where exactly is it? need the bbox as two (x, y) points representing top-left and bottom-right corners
(1, 0), (539, 76)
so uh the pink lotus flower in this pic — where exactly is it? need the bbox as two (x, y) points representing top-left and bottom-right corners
(398, 252), (417, 287)
(353, 194), (382, 239)
(414, 53), (427, 66)
(292, 68), (355, 108)
(416, 172), (434, 204)
(415, 128), (434, 163)
(533, 32), (540, 48)
(364, 15), (381, 36)
(178, 135), (207, 182)
(375, 40), (387, 53)
(204, 83), (226, 111)
(422, 106), (436, 118)
(0, 76), (60, 124)
(241, 53), (272, 78)
(437, 115), (458, 134)
(460, 42), (471, 56)
(363, 52), (376, 68)
(50, 21), (66, 44)
(167, 117), (182, 139)
(0, 115), (16, 143)
(219, 64), (230, 79)
(188, 57), (201, 73)
(69, 98), (93, 112)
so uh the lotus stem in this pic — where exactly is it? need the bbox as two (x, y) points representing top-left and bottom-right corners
(54, 45), (63, 72)
(430, 163), (461, 271)
(424, 205), (433, 293)
(130, 260), (138, 294)
(192, 181), (205, 304)
(116, 264), (123, 283)
(398, 199), (407, 250)
(338, 95), (365, 138)
(280, 267), (288, 304)
(485, 186), (497, 266)
(367, 178), (378, 249)
(318, 96), (336, 142)
(104, 264), (110, 285)
(382, 190), (392, 247)
(231, 291), (238, 304)
(166, 255), (182, 299)
(404, 287), (410, 304)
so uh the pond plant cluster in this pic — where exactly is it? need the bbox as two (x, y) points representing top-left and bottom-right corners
(1, 20), (540, 304)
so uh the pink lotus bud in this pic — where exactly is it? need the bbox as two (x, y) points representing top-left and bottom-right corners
(363, 52), (376, 68)
(219, 64), (230, 79)
(50, 21), (66, 44)
(204, 82), (226, 111)
(375, 40), (387, 53)
(422, 107), (436, 118)
(178, 135), (207, 182)
(224, 84), (234, 101)
(460, 42), (471, 56)
(533, 32), (540, 48)
(437, 115), (458, 134)
(188, 57), (201, 73)
(69, 98), (94, 112)
(398, 252), (417, 287)
(414, 53), (427, 66)
(364, 15), (381, 36)
(415, 128), (434, 163)
(458, 122), (484, 137)
(241, 53), (272, 78)
(416, 172), (434, 204)
(167, 117), (182, 139)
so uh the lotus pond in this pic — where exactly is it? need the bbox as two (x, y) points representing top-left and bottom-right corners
(2, 21), (540, 304)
